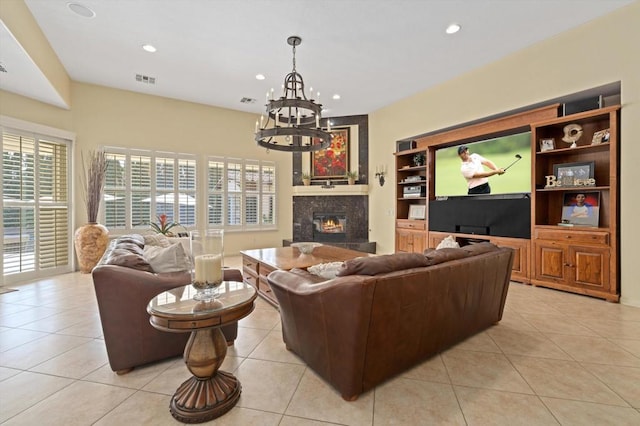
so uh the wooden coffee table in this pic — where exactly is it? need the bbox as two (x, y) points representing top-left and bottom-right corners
(147, 281), (257, 423)
(240, 245), (371, 306)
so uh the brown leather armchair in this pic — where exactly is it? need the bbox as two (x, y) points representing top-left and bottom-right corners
(93, 265), (242, 374)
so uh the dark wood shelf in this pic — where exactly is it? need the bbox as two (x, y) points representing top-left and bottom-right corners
(536, 142), (610, 156)
(536, 185), (610, 192)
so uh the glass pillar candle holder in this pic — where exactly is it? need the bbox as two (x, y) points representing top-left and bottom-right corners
(190, 229), (224, 301)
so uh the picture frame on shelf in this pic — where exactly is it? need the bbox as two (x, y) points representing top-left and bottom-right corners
(311, 128), (349, 179)
(539, 138), (555, 152)
(591, 128), (610, 145)
(553, 161), (595, 187)
(560, 191), (600, 227)
(408, 204), (426, 220)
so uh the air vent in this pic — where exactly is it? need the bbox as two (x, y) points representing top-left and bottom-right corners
(0, 63), (7, 73)
(240, 97), (256, 104)
(135, 74), (156, 84)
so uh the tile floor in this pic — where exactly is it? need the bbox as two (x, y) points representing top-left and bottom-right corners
(1, 256), (639, 425)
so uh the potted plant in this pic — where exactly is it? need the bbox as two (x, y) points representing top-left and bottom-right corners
(302, 172), (311, 186)
(74, 149), (109, 273)
(150, 214), (181, 236)
(413, 153), (426, 167)
(346, 170), (358, 185)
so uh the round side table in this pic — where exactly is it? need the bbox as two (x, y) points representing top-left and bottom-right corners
(147, 281), (256, 423)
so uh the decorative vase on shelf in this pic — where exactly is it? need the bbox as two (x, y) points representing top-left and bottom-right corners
(74, 223), (109, 273)
(346, 171), (358, 185)
(190, 229), (224, 301)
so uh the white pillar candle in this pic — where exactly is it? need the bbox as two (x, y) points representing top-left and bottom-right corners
(194, 254), (223, 284)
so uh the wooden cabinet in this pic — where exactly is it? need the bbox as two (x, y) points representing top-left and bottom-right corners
(530, 106), (619, 301)
(396, 227), (426, 253)
(533, 237), (611, 299)
(394, 148), (427, 253)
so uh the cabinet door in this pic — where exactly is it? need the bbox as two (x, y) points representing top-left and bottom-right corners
(396, 229), (413, 253)
(396, 229), (425, 253)
(412, 231), (426, 253)
(534, 241), (568, 283)
(569, 245), (610, 291)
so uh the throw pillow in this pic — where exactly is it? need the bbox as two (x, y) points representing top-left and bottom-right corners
(436, 235), (460, 249)
(144, 243), (191, 273)
(337, 253), (430, 277)
(144, 233), (172, 248)
(307, 262), (344, 280)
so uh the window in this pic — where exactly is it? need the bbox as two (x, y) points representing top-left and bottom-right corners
(103, 148), (196, 232)
(207, 157), (277, 230)
(2, 129), (72, 282)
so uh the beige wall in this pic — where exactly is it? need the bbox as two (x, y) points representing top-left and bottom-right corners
(369, 1), (640, 306)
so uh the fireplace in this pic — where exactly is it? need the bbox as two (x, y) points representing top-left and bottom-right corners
(313, 212), (347, 242)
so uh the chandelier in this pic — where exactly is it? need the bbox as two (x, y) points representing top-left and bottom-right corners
(255, 36), (332, 152)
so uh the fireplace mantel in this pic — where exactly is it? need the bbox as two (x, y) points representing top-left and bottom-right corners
(292, 184), (369, 196)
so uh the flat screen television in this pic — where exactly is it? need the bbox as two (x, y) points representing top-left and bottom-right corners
(435, 131), (532, 197)
(430, 130), (532, 239)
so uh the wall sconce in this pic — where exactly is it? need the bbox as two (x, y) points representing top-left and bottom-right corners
(375, 165), (386, 186)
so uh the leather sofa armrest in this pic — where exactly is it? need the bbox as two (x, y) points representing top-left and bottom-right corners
(267, 269), (376, 400)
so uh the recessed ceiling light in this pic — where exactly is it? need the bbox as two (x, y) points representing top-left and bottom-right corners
(142, 44), (157, 53)
(446, 23), (461, 34)
(67, 2), (96, 18)
(332, 94), (341, 100)
(255, 74), (265, 80)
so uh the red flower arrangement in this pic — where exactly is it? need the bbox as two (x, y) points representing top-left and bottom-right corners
(150, 214), (181, 236)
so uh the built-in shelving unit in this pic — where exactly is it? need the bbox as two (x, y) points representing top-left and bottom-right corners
(394, 149), (427, 253)
(530, 106), (619, 301)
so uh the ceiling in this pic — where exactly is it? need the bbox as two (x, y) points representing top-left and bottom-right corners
(1, 0), (634, 117)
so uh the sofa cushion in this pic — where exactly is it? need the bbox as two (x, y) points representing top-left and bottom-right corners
(337, 253), (430, 277)
(102, 247), (153, 272)
(114, 234), (145, 248)
(461, 242), (499, 256)
(143, 243), (191, 273)
(100, 234), (153, 272)
(424, 247), (470, 265)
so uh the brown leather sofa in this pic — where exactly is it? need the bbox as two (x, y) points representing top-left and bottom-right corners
(92, 235), (241, 374)
(267, 242), (514, 400)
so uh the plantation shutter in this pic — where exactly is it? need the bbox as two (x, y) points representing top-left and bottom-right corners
(227, 161), (242, 226)
(38, 141), (69, 269)
(207, 159), (224, 226)
(245, 163), (259, 225)
(261, 163), (276, 226)
(131, 154), (151, 228)
(2, 130), (71, 281)
(104, 152), (126, 229)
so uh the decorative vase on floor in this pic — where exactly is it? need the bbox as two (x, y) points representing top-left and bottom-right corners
(74, 223), (109, 273)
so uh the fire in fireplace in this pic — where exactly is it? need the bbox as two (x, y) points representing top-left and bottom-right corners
(313, 212), (347, 242)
